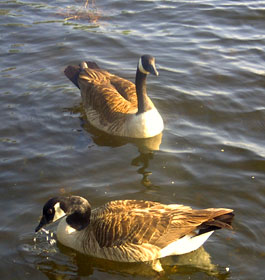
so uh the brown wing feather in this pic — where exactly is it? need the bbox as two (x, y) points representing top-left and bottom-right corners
(83, 60), (137, 103)
(109, 75), (137, 104)
(89, 200), (234, 250)
(77, 66), (138, 123)
(65, 62), (138, 111)
(153, 208), (234, 248)
(90, 200), (165, 247)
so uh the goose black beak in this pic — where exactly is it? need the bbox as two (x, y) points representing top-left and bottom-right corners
(149, 64), (159, 76)
(35, 216), (47, 232)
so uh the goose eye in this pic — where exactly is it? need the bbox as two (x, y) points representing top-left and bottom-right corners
(47, 208), (53, 215)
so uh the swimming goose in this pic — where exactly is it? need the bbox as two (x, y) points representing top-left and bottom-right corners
(35, 196), (234, 273)
(64, 55), (164, 138)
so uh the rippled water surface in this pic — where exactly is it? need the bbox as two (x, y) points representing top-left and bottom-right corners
(0, 0), (265, 279)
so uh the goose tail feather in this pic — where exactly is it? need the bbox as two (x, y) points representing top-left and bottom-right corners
(64, 65), (81, 89)
(85, 61), (100, 69)
(64, 61), (100, 89)
(198, 211), (234, 234)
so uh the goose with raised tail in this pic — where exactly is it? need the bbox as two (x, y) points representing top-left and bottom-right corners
(35, 196), (234, 273)
(64, 55), (164, 138)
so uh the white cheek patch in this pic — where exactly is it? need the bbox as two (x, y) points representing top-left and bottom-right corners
(53, 202), (66, 222)
(138, 58), (149, 74)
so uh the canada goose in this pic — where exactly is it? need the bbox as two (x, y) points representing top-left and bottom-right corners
(35, 196), (234, 273)
(64, 55), (164, 138)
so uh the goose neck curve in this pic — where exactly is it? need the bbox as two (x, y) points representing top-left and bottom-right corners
(135, 69), (153, 114)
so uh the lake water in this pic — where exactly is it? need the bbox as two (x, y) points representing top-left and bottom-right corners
(0, 0), (264, 279)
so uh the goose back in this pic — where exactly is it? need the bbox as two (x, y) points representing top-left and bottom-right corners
(64, 59), (163, 138)
(56, 200), (233, 264)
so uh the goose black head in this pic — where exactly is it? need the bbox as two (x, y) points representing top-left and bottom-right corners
(35, 197), (66, 232)
(35, 196), (91, 232)
(138, 55), (159, 76)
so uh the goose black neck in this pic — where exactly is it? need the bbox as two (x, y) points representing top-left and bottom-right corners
(62, 196), (91, 231)
(66, 210), (90, 231)
(135, 69), (152, 114)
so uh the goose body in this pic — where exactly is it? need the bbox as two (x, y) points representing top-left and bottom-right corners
(64, 55), (164, 138)
(35, 196), (234, 272)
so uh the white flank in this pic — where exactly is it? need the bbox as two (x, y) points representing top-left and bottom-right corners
(138, 58), (149, 74)
(160, 231), (214, 258)
(53, 202), (66, 222)
(126, 108), (164, 138)
(85, 106), (163, 138)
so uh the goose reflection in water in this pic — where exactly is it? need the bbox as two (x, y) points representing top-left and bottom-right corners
(34, 241), (230, 279)
(65, 105), (163, 187)
(85, 118), (162, 187)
